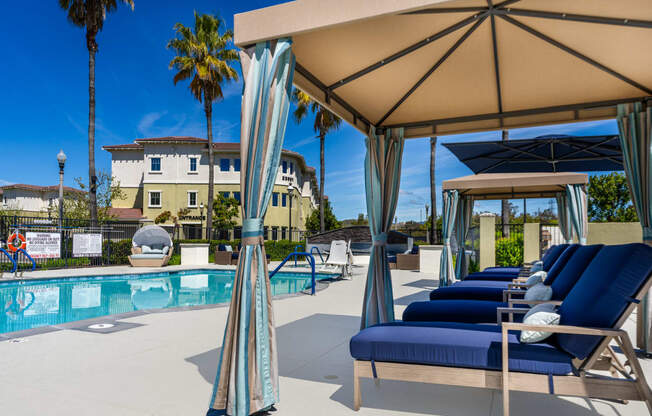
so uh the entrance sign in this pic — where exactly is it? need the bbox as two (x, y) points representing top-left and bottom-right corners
(73, 233), (102, 258)
(25, 232), (61, 259)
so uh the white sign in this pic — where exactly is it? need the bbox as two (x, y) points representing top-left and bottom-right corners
(73, 233), (102, 258)
(26, 232), (61, 259)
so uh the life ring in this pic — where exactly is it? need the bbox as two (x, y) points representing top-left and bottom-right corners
(7, 233), (26, 252)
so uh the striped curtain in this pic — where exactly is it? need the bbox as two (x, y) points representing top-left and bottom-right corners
(208, 38), (295, 416)
(617, 102), (652, 352)
(439, 189), (459, 287)
(555, 192), (573, 244)
(454, 196), (473, 279)
(360, 127), (405, 329)
(565, 184), (588, 244)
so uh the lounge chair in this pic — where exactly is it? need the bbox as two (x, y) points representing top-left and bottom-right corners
(321, 240), (351, 277)
(464, 243), (571, 281)
(128, 225), (173, 267)
(403, 244), (603, 323)
(396, 245), (419, 270)
(428, 244), (583, 302)
(350, 243), (652, 415)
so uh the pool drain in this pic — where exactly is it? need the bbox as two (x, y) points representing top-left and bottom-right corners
(88, 323), (115, 330)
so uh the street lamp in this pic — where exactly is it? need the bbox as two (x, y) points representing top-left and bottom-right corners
(199, 202), (205, 240)
(56, 150), (67, 230)
(287, 184), (293, 242)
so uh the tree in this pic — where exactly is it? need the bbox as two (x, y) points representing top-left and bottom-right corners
(292, 89), (342, 233)
(58, 0), (135, 227)
(588, 172), (638, 222)
(212, 193), (239, 231)
(305, 199), (340, 234)
(168, 12), (239, 240)
(50, 171), (126, 222)
(429, 136), (437, 243)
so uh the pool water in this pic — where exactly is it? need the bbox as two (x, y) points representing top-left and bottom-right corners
(0, 269), (332, 335)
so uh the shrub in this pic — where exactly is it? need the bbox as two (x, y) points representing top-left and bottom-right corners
(495, 234), (524, 267)
(104, 239), (133, 265)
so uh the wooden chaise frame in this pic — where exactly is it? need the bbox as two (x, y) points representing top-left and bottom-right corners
(128, 246), (172, 267)
(353, 275), (652, 415)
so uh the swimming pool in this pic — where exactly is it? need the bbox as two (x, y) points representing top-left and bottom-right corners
(0, 269), (334, 335)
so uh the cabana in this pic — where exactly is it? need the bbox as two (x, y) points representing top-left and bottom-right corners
(439, 172), (588, 286)
(209, 1), (652, 414)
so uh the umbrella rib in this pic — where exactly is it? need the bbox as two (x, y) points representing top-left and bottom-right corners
(376, 17), (486, 126)
(489, 13), (504, 116)
(559, 136), (619, 159)
(498, 14), (652, 95)
(496, 8), (652, 29)
(402, 7), (487, 15)
(327, 12), (487, 91)
(563, 141), (623, 164)
(496, 141), (549, 161)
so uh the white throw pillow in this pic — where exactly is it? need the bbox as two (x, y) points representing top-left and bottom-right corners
(520, 303), (560, 343)
(525, 271), (547, 287)
(162, 246), (170, 255)
(524, 283), (553, 302)
(530, 260), (544, 273)
(225, 245), (233, 252)
(141, 245), (152, 253)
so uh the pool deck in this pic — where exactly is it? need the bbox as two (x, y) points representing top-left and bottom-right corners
(1, 262), (650, 416)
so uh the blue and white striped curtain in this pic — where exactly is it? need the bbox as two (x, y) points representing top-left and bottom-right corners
(439, 189), (459, 287)
(565, 184), (588, 244)
(454, 196), (473, 279)
(555, 192), (573, 244)
(360, 127), (405, 329)
(617, 102), (652, 353)
(208, 38), (295, 416)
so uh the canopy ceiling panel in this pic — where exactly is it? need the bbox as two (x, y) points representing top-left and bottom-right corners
(234, 0), (652, 138)
(384, 20), (499, 126)
(442, 172), (588, 200)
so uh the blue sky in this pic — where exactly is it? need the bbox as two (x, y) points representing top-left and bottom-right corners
(0, 0), (621, 221)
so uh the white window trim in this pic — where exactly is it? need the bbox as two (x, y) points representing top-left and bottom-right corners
(187, 190), (198, 208)
(148, 190), (162, 208)
(188, 157), (199, 174)
(149, 156), (162, 174)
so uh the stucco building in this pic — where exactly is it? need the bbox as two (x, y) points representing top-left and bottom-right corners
(103, 136), (318, 240)
(1, 184), (83, 215)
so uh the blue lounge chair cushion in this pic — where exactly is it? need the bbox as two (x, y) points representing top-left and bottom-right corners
(549, 244), (603, 299)
(403, 300), (510, 323)
(349, 322), (574, 376)
(218, 244), (226, 251)
(464, 273), (520, 282)
(429, 286), (507, 302)
(411, 245), (419, 255)
(541, 245), (580, 285)
(557, 243), (652, 359)
(480, 266), (521, 274)
(452, 280), (510, 288)
(387, 255), (397, 264)
(541, 244), (571, 270)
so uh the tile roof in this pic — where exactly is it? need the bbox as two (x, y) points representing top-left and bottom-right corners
(0, 184), (85, 193)
(107, 207), (144, 220)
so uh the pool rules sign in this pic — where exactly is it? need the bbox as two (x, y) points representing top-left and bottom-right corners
(26, 232), (61, 259)
(73, 234), (102, 258)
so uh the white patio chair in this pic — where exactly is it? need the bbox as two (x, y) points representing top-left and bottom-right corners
(321, 240), (351, 278)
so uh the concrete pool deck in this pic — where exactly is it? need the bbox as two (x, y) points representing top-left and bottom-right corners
(0, 263), (650, 416)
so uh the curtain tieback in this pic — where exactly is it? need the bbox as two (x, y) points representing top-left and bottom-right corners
(242, 218), (264, 245)
(443, 238), (451, 246)
(372, 233), (388, 246)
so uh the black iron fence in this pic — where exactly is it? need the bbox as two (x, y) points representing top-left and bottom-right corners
(539, 222), (563, 258)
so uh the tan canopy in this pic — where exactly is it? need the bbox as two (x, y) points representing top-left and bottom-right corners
(442, 172), (588, 200)
(234, 0), (652, 138)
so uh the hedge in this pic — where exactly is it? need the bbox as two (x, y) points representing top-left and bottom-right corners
(495, 234), (524, 267)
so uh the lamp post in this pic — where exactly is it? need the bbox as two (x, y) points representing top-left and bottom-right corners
(199, 202), (205, 240)
(287, 184), (293, 242)
(57, 150), (67, 230)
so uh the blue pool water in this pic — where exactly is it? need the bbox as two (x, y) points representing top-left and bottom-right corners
(0, 269), (333, 334)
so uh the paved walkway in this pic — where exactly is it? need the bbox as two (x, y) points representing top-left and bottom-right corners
(0, 263), (649, 415)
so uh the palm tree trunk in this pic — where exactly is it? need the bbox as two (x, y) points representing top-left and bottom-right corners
(87, 38), (98, 227)
(501, 130), (510, 237)
(319, 131), (325, 233)
(429, 136), (437, 244)
(205, 97), (214, 241)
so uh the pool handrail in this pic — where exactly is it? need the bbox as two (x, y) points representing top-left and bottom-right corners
(269, 251), (317, 295)
(0, 248), (17, 274)
(293, 245), (304, 267)
(16, 248), (36, 271)
(310, 246), (325, 263)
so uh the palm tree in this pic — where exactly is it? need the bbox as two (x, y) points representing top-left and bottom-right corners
(168, 12), (239, 240)
(429, 136), (437, 244)
(58, 0), (134, 226)
(292, 90), (342, 233)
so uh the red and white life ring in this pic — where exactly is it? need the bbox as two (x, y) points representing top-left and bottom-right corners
(7, 233), (26, 252)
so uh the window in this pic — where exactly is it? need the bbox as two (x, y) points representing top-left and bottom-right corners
(233, 192), (241, 204)
(272, 192), (279, 207)
(281, 227), (287, 240)
(220, 158), (230, 172)
(263, 226), (269, 241)
(150, 157), (161, 172)
(234, 226), (242, 239)
(234, 158), (241, 172)
(149, 191), (161, 207)
(189, 157), (198, 173)
(187, 191), (197, 207)
(220, 191), (230, 199)
(282, 193), (287, 207)
(289, 162), (294, 174)
(282, 160), (288, 173)
(271, 227), (278, 241)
